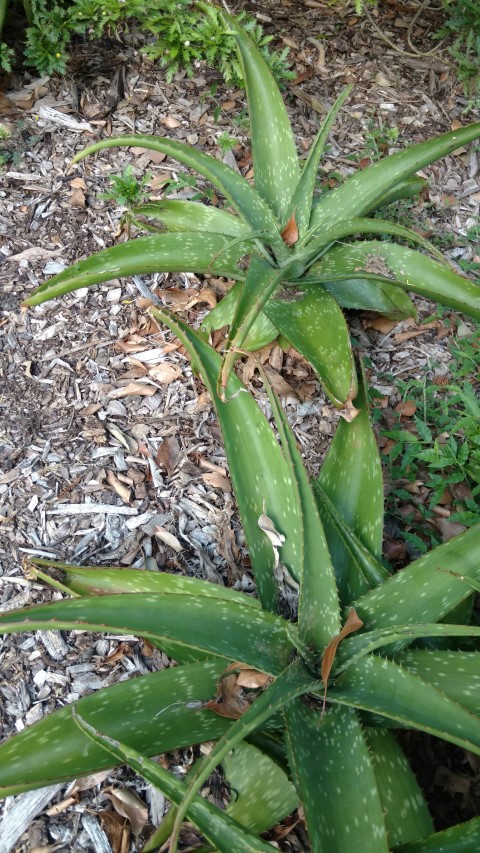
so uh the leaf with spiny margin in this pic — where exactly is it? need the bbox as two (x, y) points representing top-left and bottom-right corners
(288, 85), (352, 237)
(395, 651), (480, 716)
(72, 711), (280, 853)
(311, 176), (426, 217)
(300, 241), (480, 320)
(0, 661), (231, 797)
(264, 373), (341, 652)
(310, 121), (480, 231)
(352, 523), (480, 631)
(307, 275), (417, 319)
(200, 282), (278, 351)
(22, 233), (250, 308)
(364, 728), (433, 846)
(223, 741), (299, 833)
(70, 134), (284, 245)
(315, 364), (386, 606)
(337, 623), (480, 667)
(169, 659), (318, 853)
(296, 217), (450, 269)
(221, 255), (286, 392)
(219, 9), (300, 223)
(329, 654), (480, 756)
(150, 306), (303, 610)
(0, 593), (295, 674)
(131, 200), (250, 236)
(394, 815), (480, 852)
(265, 281), (357, 409)
(27, 559), (260, 608)
(284, 701), (389, 852)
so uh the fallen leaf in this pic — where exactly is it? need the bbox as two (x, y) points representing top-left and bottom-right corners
(156, 436), (181, 477)
(105, 787), (148, 836)
(109, 382), (157, 398)
(321, 608), (363, 692)
(69, 188), (86, 208)
(162, 114), (182, 128)
(106, 470), (131, 503)
(148, 363), (182, 384)
(258, 513), (285, 570)
(202, 471), (232, 492)
(99, 809), (130, 853)
(368, 317), (399, 334)
(281, 212), (299, 247)
(153, 526), (183, 552)
(437, 518), (467, 542)
(69, 176), (87, 190)
(236, 668), (270, 689)
(395, 400), (417, 417)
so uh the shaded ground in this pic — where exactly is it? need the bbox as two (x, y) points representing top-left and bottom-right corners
(0, 0), (479, 849)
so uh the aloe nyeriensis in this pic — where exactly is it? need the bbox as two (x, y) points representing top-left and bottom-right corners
(2, 309), (480, 851)
(21, 9), (480, 415)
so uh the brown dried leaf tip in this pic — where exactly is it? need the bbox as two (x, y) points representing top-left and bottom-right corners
(205, 662), (272, 719)
(321, 608), (363, 700)
(281, 212), (299, 247)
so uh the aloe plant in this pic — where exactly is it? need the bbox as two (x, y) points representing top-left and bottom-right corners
(21, 8), (480, 414)
(1, 310), (480, 851)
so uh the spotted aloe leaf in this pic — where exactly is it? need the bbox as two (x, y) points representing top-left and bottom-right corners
(22, 233), (250, 308)
(396, 650), (480, 716)
(150, 306), (304, 610)
(264, 375), (341, 652)
(284, 702), (389, 852)
(0, 593), (295, 674)
(131, 199), (250, 237)
(266, 281), (358, 409)
(200, 281), (279, 351)
(300, 241), (480, 320)
(329, 654), (480, 755)
(219, 9), (300, 223)
(394, 816), (480, 852)
(317, 276), (417, 319)
(337, 623), (480, 666)
(0, 661), (230, 797)
(72, 712), (280, 853)
(352, 523), (480, 630)
(169, 660), (318, 853)
(70, 134), (283, 243)
(311, 122), (480, 231)
(315, 364), (387, 605)
(364, 728), (433, 846)
(289, 85), (353, 237)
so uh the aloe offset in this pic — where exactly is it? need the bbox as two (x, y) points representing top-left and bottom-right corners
(22, 8), (480, 415)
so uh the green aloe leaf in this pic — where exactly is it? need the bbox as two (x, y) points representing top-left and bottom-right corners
(264, 374), (341, 651)
(72, 712), (279, 853)
(311, 122), (480, 231)
(22, 233), (250, 307)
(223, 741), (299, 832)
(0, 661), (230, 797)
(28, 559), (260, 608)
(315, 365), (387, 605)
(0, 593), (295, 674)
(329, 654), (480, 755)
(289, 85), (353, 237)
(70, 134), (283, 242)
(338, 624), (480, 667)
(150, 306), (304, 610)
(200, 282), (279, 351)
(317, 276), (417, 319)
(284, 702), (389, 852)
(131, 199), (250, 236)
(396, 650), (480, 716)
(169, 659), (318, 853)
(302, 241), (480, 320)
(353, 523), (480, 630)
(266, 281), (357, 409)
(365, 728), (433, 846)
(220, 9), (300, 223)
(372, 176), (427, 209)
(394, 816), (480, 852)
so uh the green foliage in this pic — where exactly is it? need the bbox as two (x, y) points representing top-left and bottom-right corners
(435, 0), (480, 104)
(99, 164), (151, 207)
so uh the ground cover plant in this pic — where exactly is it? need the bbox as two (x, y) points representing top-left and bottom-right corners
(4, 9), (480, 850)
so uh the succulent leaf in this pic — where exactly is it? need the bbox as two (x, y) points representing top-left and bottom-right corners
(131, 199), (250, 236)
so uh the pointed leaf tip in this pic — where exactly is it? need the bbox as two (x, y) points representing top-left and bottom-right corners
(281, 213), (299, 247)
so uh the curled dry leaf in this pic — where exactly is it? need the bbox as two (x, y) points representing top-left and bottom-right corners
(202, 471), (232, 493)
(281, 212), (299, 247)
(105, 786), (148, 836)
(105, 470), (131, 504)
(148, 363), (182, 384)
(205, 662), (271, 719)
(109, 382), (157, 399)
(153, 526), (183, 552)
(156, 436), (182, 478)
(321, 608), (363, 692)
(258, 513), (285, 570)
(395, 400), (417, 417)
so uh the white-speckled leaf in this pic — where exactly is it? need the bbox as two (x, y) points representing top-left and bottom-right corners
(284, 701), (389, 851)
(365, 728), (433, 846)
(72, 714), (280, 853)
(150, 306), (304, 610)
(394, 650), (480, 717)
(311, 122), (480, 230)
(23, 233), (250, 307)
(221, 11), (300, 222)
(200, 282), (278, 351)
(330, 655), (480, 756)
(223, 741), (298, 832)
(265, 281), (357, 408)
(131, 200), (251, 236)
(308, 241), (480, 320)
(71, 134), (282, 240)
(225, 255), (285, 364)
(394, 815), (480, 852)
(304, 273), (417, 320)
(0, 593), (294, 675)
(0, 661), (230, 797)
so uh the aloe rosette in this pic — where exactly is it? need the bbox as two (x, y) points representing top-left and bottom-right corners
(22, 8), (480, 415)
(2, 311), (480, 850)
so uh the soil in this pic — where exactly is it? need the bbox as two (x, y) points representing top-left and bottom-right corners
(0, 0), (479, 850)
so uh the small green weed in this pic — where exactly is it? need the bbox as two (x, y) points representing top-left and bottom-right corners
(100, 165), (151, 207)
(216, 131), (238, 156)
